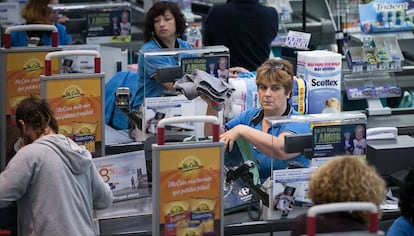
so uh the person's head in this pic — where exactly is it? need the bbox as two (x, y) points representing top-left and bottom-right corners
(308, 156), (386, 224)
(121, 10), (129, 23)
(398, 168), (414, 222)
(344, 132), (351, 139)
(354, 125), (365, 141)
(15, 95), (58, 145)
(143, 1), (186, 42)
(218, 57), (228, 69)
(255, 58), (294, 116)
(22, 0), (55, 24)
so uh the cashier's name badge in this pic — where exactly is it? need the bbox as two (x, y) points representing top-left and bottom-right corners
(284, 31), (311, 50)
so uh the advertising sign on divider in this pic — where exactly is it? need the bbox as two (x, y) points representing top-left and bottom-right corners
(93, 150), (150, 202)
(41, 75), (105, 157)
(0, 25), (60, 171)
(152, 116), (224, 236)
(40, 50), (105, 157)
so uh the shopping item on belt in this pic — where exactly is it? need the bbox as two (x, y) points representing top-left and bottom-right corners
(174, 69), (235, 110)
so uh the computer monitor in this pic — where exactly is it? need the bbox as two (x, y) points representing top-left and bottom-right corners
(64, 17), (88, 44)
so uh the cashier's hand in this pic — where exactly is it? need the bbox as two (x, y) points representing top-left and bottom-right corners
(220, 125), (246, 151)
(229, 67), (249, 78)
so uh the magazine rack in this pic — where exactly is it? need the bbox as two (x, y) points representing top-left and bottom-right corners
(135, 46), (230, 142)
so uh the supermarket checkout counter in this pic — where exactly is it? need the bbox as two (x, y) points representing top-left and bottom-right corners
(97, 135), (414, 235)
(94, 195), (401, 236)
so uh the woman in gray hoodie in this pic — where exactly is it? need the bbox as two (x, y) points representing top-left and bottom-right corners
(0, 95), (113, 236)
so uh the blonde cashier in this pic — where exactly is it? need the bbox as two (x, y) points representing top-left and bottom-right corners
(206, 58), (310, 182)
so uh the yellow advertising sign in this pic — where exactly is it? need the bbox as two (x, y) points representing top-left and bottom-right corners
(6, 52), (59, 115)
(158, 146), (222, 236)
(44, 77), (102, 155)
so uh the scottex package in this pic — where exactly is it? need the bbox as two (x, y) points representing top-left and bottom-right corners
(296, 51), (342, 114)
(290, 76), (307, 115)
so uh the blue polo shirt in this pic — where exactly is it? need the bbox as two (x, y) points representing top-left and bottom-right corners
(132, 37), (192, 110)
(225, 108), (310, 182)
(387, 216), (414, 236)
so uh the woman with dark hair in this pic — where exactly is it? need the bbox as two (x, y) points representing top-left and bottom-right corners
(387, 168), (414, 235)
(133, 1), (192, 110)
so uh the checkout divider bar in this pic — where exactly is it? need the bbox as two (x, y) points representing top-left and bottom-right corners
(4, 24), (58, 48)
(44, 50), (101, 75)
(156, 115), (220, 144)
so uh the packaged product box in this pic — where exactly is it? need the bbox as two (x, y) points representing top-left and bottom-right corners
(296, 51), (342, 114)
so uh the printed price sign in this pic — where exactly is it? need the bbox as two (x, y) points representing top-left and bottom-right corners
(284, 31), (311, 49)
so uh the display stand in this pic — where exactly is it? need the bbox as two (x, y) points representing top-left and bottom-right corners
(40, 50), (105, 157)
(344, 35), (404, 116)
(151, 115), (224, 236)
(0, 24), (60, 171)
(136, 45), (230, 142)
(50, 2), (132, 45)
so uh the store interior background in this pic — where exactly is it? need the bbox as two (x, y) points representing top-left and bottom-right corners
(2, 0), (414, 235)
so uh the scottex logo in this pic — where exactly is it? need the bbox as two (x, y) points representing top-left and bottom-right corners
(179, 156), (203, 172)
(23, 59), (42, 72)
(62, 86), (84, 99)
(311, 79), (338, 87)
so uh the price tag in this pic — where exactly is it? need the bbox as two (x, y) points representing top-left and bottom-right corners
(366, 64), (377, 72)
(352, 65), (363, 73)
(284, 31), (311, 49)
(377, 62), (387, 71)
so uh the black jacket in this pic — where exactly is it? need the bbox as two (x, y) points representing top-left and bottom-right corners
(204, 0), (278, 71)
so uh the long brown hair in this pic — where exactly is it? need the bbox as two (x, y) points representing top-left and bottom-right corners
(15, 94), (59, 141)
(21, 0), (53, 24)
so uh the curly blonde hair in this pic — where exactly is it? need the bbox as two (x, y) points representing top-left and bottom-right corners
(308, 156), (386, 223)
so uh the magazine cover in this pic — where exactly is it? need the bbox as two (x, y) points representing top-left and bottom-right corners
(312, 123), (367, 166)
(264, 167), (316, 220)
(86, 9), (132, 44)
(181, 54), (230, 82)
(93, 150), (150, 202)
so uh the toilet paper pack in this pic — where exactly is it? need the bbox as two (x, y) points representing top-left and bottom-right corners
(296, 51), (342, 114)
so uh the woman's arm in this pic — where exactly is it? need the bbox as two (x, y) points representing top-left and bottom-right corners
(220, 124), (300, 160)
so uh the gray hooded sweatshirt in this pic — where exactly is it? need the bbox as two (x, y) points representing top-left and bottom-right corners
(0, 134), (113, 236)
